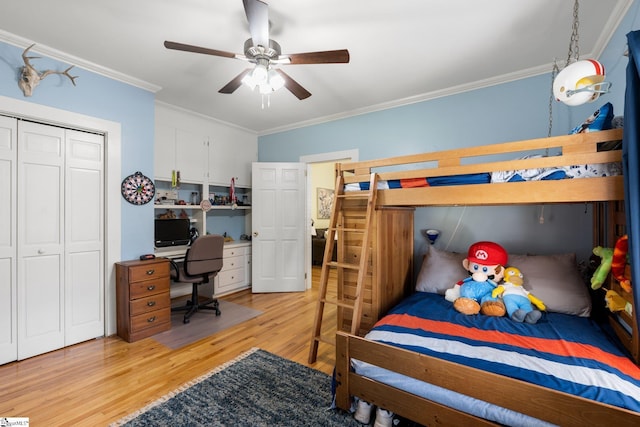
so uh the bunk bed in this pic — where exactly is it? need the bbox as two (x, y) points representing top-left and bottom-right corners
(331, 127), (640, 426)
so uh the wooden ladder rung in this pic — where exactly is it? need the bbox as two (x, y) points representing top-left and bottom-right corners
(322, 298), (355, 309)
(338, 192), (369, 199)
(312, 335), (335, 345)
(327, 261), (360, 270)
(331, 227), (364, 233)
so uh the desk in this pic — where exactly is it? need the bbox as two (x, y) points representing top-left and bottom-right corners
(155, 242), (252, 298)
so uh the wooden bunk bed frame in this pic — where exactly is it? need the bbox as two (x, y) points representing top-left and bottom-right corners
(332, 128), (640, 426)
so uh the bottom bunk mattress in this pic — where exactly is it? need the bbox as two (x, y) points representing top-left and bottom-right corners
(351, 292), (640, 426)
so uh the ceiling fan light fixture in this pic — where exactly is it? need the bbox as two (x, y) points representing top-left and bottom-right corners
(268, 69), (285, 91)
(252, 63), (269, 84)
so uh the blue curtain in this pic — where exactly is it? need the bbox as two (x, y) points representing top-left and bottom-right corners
(623, 30), (640, 333)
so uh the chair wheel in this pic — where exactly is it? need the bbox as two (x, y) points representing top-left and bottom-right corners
(216, 309), (221, 316)
(183, 318), (190, 324)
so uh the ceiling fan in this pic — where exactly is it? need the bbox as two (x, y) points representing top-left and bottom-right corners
(164, 0), (350, 100)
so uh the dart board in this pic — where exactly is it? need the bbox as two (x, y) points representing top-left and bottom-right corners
(121, 171), (156, 205)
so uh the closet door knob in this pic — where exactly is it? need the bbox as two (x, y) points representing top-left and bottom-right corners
(37, 249), (44, 254)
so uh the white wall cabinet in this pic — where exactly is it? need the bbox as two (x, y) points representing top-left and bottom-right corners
(208, 134), (256, 187)
(154, 124), (208, 184)
(0, 118), (104, 365)
(155, 103), (257, 188)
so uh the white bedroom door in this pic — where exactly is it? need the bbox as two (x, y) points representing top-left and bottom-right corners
(16, 120), (104, 360)
(251, 162), (306, 293)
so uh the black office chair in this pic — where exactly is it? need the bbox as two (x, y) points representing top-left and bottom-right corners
(170, 234), (224, 323)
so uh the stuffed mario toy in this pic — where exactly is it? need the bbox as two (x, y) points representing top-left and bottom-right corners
(448, 241), (508, 316)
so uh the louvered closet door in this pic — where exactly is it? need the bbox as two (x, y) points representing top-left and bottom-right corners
(0, 116), (17, 365)
(16, 121), (104, 360)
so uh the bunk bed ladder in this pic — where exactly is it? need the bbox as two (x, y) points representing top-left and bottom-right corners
(308, 172), (378, 364)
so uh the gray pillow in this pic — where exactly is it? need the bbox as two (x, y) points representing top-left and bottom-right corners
(507, 253), (591, 317)
(415, 246), (466, 294)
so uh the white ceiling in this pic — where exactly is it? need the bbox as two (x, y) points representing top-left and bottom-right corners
(0, 0), (633, 134)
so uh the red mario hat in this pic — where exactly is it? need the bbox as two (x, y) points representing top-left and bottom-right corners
(467, 241), (508, 266)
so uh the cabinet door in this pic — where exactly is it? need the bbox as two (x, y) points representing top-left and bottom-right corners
(175, 129), (207, 183)
(209, 136), (257, 187)
(154, 123), (176, 181)
(0, 116), (17, 365)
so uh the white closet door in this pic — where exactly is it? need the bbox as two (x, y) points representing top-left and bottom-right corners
(0, 116), (17, 365)
(17, 121), (65, 360)
(65, 129), (104, 345)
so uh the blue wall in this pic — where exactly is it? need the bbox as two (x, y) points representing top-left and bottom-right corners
(0, 42), (155, 261)
(258, 1), (640, 264)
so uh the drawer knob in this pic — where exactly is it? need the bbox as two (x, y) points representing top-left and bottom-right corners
(146, 269), (155, 275)
(147, 316), (156, 323)
(147, 285), (156, 291)
(147, 301), (156, 307)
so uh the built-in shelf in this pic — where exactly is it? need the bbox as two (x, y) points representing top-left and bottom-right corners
(154, 204), (251, 210)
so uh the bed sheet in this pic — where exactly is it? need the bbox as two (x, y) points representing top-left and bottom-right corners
(352, 292), (640, 425)
(343, 161), (621, 192)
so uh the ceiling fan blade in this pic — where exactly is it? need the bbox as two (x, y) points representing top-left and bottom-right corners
(164, 40), (237, 59)
(243, 0), (269, 48)
(275, 69), (311, 100)
(219, 68), (253, 94)
(286, 49), (350, 64)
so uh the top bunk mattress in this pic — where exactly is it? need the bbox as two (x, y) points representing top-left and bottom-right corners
(339, 129), (624, 205)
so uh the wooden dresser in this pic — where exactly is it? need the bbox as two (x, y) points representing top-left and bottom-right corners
(337, 206), (414, 335)
(115, 258), (171, 342)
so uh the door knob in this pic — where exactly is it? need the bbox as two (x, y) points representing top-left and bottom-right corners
(253, 231), (259, 237)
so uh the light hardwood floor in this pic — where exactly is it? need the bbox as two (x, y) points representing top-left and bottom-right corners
(0, 267), (337, 426)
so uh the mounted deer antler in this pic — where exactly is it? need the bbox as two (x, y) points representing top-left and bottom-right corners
(18, 44), (78, 97)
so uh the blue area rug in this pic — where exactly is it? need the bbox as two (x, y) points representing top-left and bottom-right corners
(111, 348), (360, 426)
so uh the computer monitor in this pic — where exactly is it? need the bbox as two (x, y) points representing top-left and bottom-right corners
(154, 218), (191, 247)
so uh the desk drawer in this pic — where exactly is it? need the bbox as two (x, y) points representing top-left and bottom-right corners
(223, 246), (246, 258)
(221, 254), (243, 272)
(130, 279), (170, 299)
(130, 293), (171, 316)
(130, 308), (170, 332)
(218, 267), (245, 287)
(128, 261), (170, 282)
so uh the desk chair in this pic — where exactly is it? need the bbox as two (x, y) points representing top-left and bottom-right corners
(170, 234), (224, 323)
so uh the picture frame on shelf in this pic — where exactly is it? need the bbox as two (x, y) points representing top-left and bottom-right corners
(317, 188), (334, 219)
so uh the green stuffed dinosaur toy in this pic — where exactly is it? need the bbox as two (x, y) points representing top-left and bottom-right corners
(591, 246), (613, 290)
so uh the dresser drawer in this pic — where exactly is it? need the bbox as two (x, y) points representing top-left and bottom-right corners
(130, 308), (170, 333)
(130, 279), (170, 299)
(128, 261), (170, 282)
(130, 294), (171, 316)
